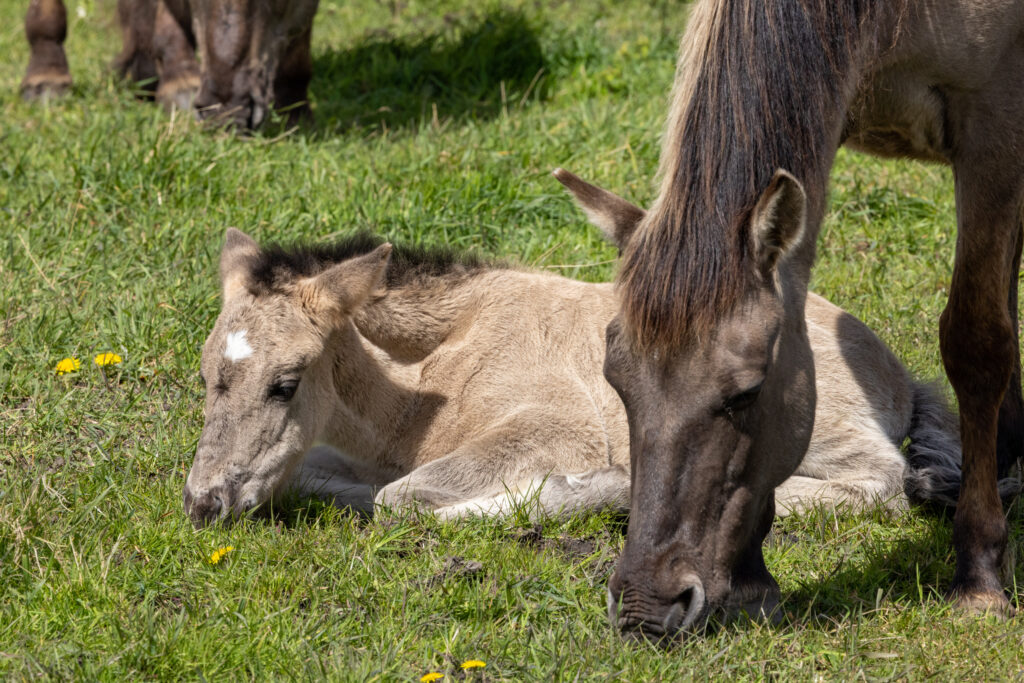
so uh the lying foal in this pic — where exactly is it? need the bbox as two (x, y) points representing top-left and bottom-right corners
(184, 189), (972, 526)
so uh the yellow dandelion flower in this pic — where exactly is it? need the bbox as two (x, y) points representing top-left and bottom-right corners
(209, 546), (235, 564)
(94, 352), (123, 367)
(460, 660), (486, 670)
(420, 673), (443, 682)
(54, 357), (81, 375)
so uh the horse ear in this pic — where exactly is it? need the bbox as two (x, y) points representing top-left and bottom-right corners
(220, 228), (261, 301)
(750, 169), (806, 274)
(306, 243), (392, 318)
(553, 168), (646, 250)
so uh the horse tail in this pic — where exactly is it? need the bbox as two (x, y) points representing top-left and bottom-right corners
(903, 381), (1021, 508)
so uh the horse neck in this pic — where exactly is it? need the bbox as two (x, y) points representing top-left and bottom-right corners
(657, 1), (903, 264)
(352, 275), (483, 362)
(618, 1), (902, 347)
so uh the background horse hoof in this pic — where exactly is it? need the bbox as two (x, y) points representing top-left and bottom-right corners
(952, 590), (1015, 619)
(156, 75), (200, 113)
(20, 71), (72, 101)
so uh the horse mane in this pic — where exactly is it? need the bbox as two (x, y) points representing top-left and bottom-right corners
(247, 232), (498, 295)
(617, 0), (897, 349)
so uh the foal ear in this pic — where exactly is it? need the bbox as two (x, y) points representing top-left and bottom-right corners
(306, 243), (393, 318)
(553, 168), (646, 250)
(750, 169), (806, 275)
(220, 228), (261, 301)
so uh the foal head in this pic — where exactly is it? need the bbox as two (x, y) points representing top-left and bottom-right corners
(557, 168), (814, 637)
(184, 229), (391, 527)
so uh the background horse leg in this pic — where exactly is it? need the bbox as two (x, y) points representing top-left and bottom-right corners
(114, 0), (197, 109)
(21, 0), (72, 100)
(152, 0), (199, 111)
(272, 25), (315, 127)
(113, 0), (158, 95)
(941, 139), (1024, 615)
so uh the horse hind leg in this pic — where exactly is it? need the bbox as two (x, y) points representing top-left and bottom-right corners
(22, 0), (72, 100)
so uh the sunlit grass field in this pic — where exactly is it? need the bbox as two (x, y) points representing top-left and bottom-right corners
(3, 0), (1024, 679)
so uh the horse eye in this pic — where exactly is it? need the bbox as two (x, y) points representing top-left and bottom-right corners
(725, 382), (764, 413)
(269, 379), (299, 402)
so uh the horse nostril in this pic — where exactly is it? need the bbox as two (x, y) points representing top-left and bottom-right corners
(665, 576), (707, 633)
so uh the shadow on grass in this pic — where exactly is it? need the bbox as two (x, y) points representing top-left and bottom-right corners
(779, 509), (962, 623)
(307, 10), (550, 135)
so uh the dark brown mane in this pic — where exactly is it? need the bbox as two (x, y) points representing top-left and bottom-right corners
(248, 232), (498, 295)
(618, 0), (896, 348)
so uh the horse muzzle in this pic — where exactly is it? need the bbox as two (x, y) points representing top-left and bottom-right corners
(607, 570), (709, 641)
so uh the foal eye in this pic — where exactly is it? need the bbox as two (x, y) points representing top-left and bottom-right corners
(268, 379), (300, 402)
(725, 382), (763, 413)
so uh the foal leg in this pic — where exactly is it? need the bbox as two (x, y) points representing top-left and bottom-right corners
(433, 466), (631, 520)
(375, 408), (612, 515)
(282, 445), (376, 514)
(22, 0), (72, 100)
(775, 429), (907, 516)
(941, 129), (1024, 614)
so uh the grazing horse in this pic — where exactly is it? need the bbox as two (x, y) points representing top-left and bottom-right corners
(605, 0), (1024, 636)
(182, 220), (974, 529)
(21, 0), (318, 128)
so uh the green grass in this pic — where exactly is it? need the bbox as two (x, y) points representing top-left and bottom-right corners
(2, 0), (1024, 679)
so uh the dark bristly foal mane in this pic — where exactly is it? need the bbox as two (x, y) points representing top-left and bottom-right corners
(618, 0), (892, 349)
(247, 232), (497, 296)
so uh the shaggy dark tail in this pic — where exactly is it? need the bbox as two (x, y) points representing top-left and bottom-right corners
(903, 382), (1021, 508)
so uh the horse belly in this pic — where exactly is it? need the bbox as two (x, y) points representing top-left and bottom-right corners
(844, 72), (950, 163)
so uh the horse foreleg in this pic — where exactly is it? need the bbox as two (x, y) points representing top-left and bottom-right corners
(941, 148), (1023, 615)
(996, 219), (1024, 479)
(22, 0), (72, 100)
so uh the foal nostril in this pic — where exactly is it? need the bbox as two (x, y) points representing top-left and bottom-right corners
(184, 487), (231, 528)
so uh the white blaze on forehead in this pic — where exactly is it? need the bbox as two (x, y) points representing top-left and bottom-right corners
(224, 330), (254, 362)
